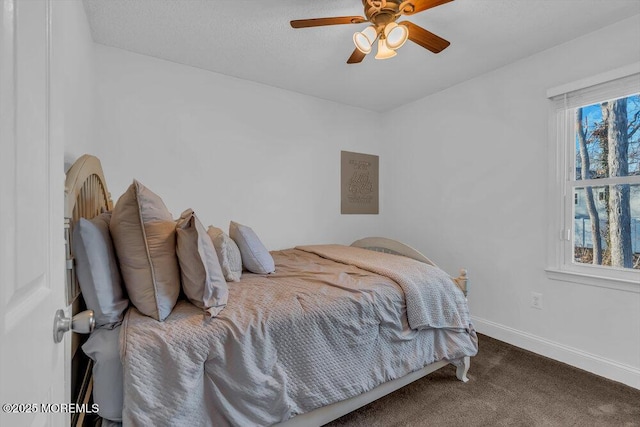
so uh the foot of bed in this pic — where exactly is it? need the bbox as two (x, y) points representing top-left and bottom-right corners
(452, 269), (468, 296)
(455, 356), (470, 383)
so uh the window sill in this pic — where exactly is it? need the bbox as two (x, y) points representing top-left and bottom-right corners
(545, 269), (639, 294)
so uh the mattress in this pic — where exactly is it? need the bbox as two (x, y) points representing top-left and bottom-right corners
(120, 248), (478, 426)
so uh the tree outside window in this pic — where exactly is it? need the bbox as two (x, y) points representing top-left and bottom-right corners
(573, 93), (640, 270)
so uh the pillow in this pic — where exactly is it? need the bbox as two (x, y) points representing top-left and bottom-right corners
(81, 327), (123, 421)
(176, 209), (228, 317)
(229, 221), (275, 274)
(207, 226), (242, 282)
(110, 180), (180, 321)
(72, 212), (128, 328)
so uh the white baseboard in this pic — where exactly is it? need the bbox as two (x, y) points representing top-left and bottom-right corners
(471, 315), (640, 390)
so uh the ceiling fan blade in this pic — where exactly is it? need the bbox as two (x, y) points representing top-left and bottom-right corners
(403, 0), (453, 15)
(290, 16), (367, 28)
(347, 48), (367, 64)
(399, 21), (450, 53)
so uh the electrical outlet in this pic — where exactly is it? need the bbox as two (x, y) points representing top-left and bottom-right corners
(531, 292), (543, 310)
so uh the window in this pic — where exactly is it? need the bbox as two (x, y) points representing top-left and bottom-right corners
(548, 68), (640, 286)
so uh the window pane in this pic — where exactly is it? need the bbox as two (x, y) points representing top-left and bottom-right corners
(573, 184), (640, 269)
(574, 94), (640, 180)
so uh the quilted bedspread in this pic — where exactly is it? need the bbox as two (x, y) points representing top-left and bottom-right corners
(120, 248), (478, 427)
(296, 245), (470, 331)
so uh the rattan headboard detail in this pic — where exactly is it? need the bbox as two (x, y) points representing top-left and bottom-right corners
(64, 154), (114, 427)
(64, 154), (113, 305)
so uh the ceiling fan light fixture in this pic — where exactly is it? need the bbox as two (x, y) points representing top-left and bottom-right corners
(375, 38), (397, 60)
(353, 25), (377, 54)
(384, 22), (408, 50)
(291, 0), (453, 64)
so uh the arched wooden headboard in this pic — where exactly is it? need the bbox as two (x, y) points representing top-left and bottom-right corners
(64, 154), (113, 304)
(64, 154), (112, 427)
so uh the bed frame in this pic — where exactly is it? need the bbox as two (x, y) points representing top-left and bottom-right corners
(64, 154), (471, 427)
(64, 155), (113, 427)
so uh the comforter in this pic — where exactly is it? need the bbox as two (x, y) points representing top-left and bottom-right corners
(120, 247), (478, 426)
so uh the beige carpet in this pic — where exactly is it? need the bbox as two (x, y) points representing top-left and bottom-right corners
(325, 334), (640, 427)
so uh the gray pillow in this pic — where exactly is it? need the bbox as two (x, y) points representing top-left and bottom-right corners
(110, 180), (180, 321)
(207, 226), (242, 282)
(229, 221), (275, 274)
(176, 209), (228, 317)
(72, 213), (128, 328)
(81, 327), (123, 421)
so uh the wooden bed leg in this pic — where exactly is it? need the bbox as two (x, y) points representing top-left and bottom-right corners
(452, 269), (468, 297)
(456, 356), (470, 383)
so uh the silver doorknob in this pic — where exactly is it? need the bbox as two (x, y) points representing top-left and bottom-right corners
(53, 309), (95, 343)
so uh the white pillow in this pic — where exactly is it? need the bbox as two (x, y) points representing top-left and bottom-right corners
(207, 226), (242, 282)
(110, 180), (180, 321)
(176, 209), (228, 317)
(229, 221), (275, 274)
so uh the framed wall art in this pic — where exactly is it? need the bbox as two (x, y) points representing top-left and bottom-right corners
(341, 150), (379, 214)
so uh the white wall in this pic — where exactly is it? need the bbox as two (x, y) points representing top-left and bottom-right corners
(92, 45), (385, 250)
(382, 15), (640, 388)
(52, 0), (95, 170)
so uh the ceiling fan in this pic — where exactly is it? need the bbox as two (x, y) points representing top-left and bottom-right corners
(290, 0), (453, 64)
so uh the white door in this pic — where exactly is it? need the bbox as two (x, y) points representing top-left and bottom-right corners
(0, 0), (67, 426)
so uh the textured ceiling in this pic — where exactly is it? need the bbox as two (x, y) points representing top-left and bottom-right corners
(83, 0), (640, 112)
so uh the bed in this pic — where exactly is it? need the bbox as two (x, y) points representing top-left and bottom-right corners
(64, 154), (478, 427)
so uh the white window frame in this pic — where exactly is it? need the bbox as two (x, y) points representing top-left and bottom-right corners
(546, 64), (640, 292)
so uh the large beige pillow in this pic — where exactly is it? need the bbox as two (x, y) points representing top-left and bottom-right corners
(207, 226), (242, 282)
(176, 209), (228, 317)
(110, 180), (180, 321)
